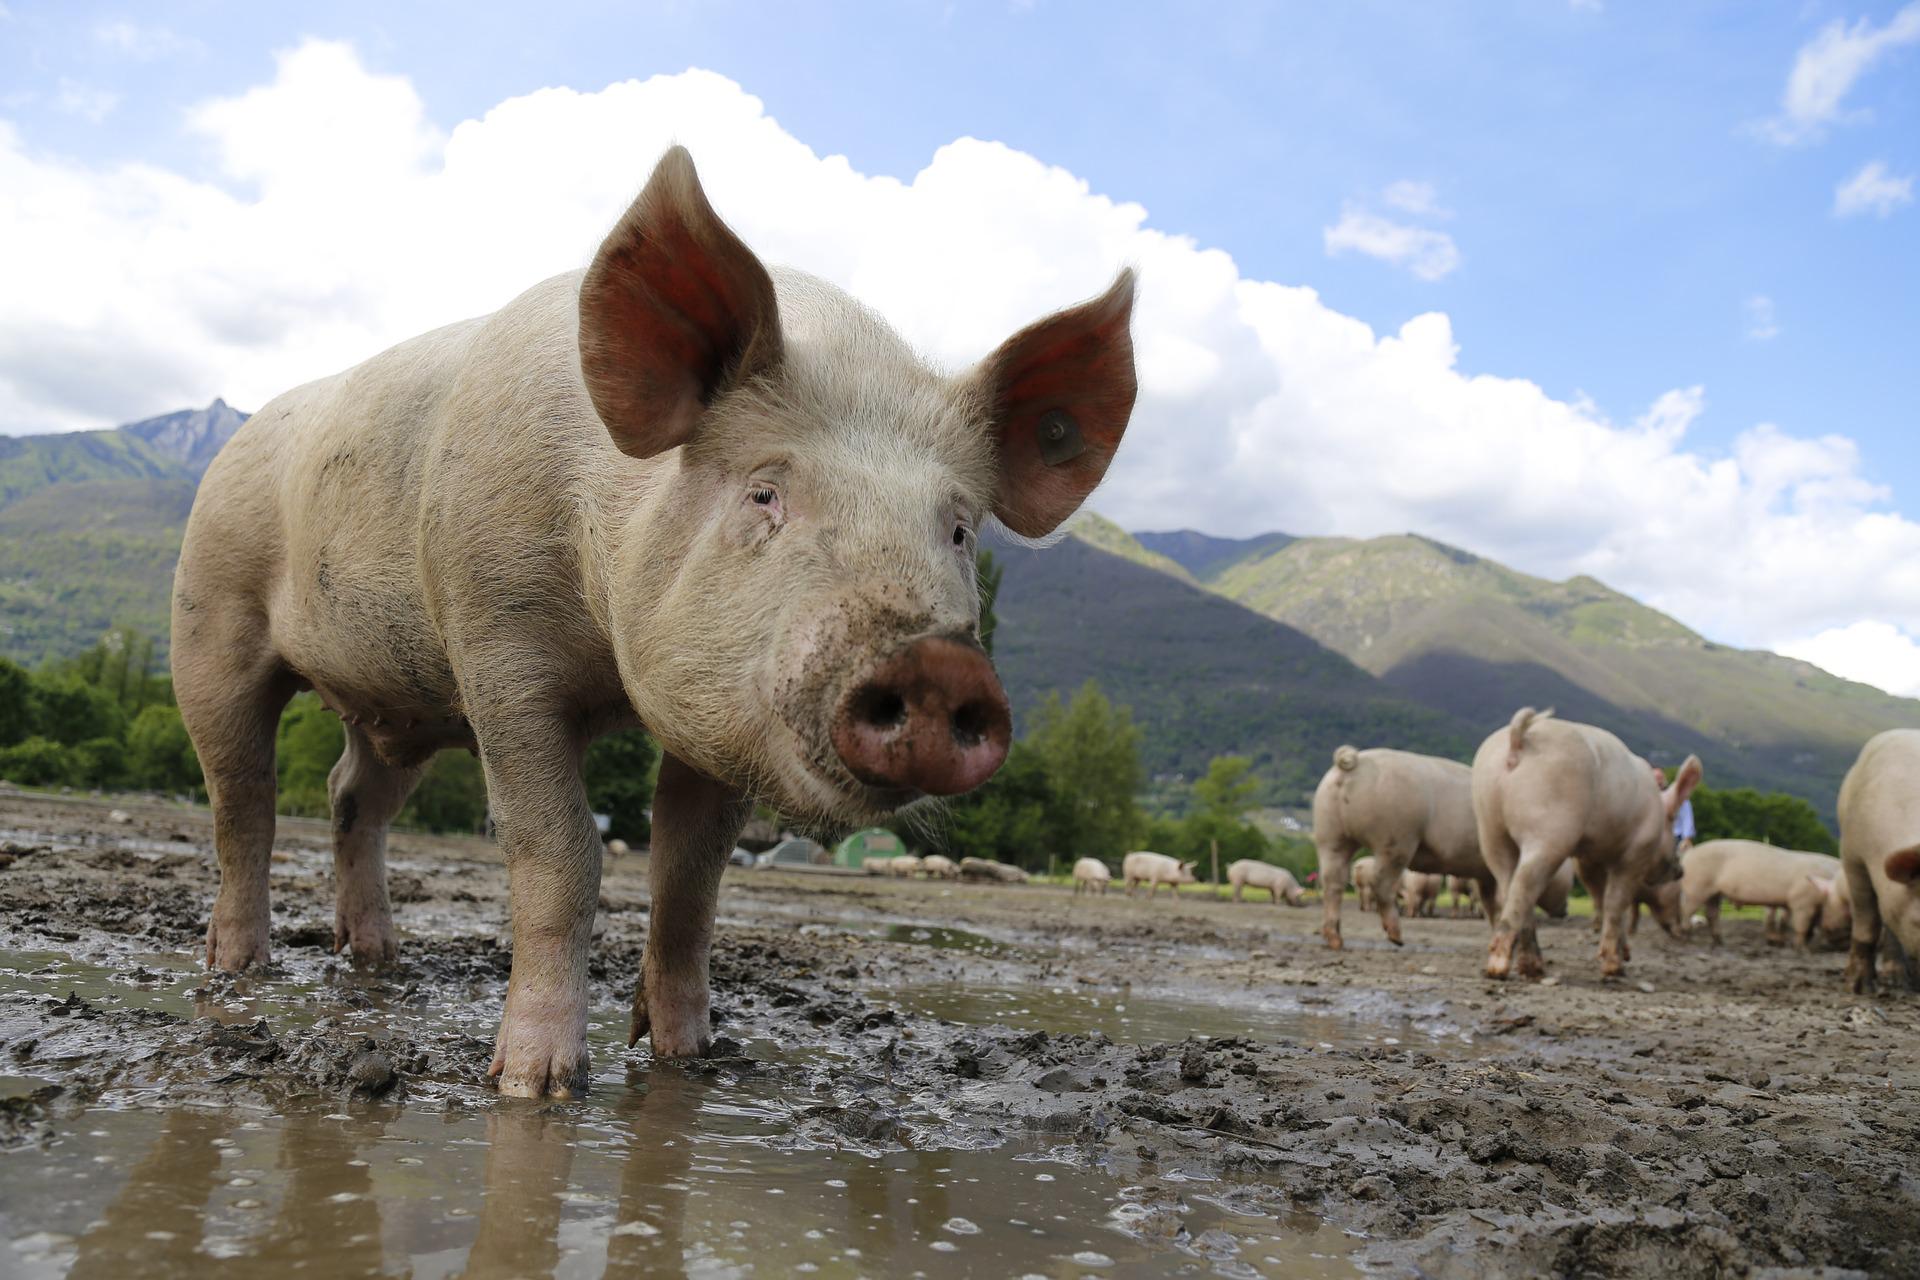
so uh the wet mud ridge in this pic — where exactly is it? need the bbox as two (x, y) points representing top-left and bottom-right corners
(3, 790), (1918, 1278)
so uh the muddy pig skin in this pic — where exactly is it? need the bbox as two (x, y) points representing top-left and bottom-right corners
(1839, 729), (1920, 992)
(171, 147), (1138, 1099)
(1073, 857), (1113, 896)
(1679, 839), (1849, 950)
(1122, 851), (1197, 900)
(1227, 859), (1304, 905)
(1314, 746), (1496, 949)
(1472, 709), (1701, 982)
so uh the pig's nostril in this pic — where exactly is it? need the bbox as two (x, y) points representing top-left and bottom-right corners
(852, 685), (908, 731)
(951, 700), (992, 749)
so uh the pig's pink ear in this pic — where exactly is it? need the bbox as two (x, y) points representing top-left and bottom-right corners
(579, 146), (783, 459)
(1808, 875), (1834, 895)
(975, 270), (1138, 538)
(1889, 847), (1920, 884)
(1662, 755), (1703, 818)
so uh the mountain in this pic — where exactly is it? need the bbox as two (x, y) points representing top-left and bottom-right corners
(1151, 528), (1919, 817)
(0, 402), (247, 665)
(989, 517), (1477, 795)
(1134, 528), (1295, 581)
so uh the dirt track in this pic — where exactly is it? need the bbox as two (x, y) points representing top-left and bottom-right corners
(2, 787), (1917, 1278)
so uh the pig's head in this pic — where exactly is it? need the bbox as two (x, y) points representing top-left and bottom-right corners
(1651, 755), (1703, 875)
(1177, 860), (1199, 885)
(1807, 874), (1853, 947)
(580, 148), (1137, 826)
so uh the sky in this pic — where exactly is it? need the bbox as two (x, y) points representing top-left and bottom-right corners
(1, 1), (1917, 695)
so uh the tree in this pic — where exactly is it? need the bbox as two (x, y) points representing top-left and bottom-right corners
(917, 739), (1056, 866)
(72, 737), (129, 790)
(1025, 680), (1145, 859)
(976, 549), (1003, 656)
(0, 657), (32, 747)
(583, 728), (660, 844)
(403, 750), (488, 833)
(128, 705), (203, 793)
(276, 695), (343, 817)
(1691, 785), (1835, 854)
(0, 736), (74, 786)
(30, 676), (125, 746)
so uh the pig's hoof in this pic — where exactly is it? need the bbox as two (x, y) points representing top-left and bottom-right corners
(489, 1034), (589, 1099)
(631, 974), (713, 1059)
(1322, 930), (1344, 951)
(332, 913), (398, 966)
(205, 910), (270, 972)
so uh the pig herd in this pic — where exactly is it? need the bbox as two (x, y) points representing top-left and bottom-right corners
(171, 143), (1919, 1102)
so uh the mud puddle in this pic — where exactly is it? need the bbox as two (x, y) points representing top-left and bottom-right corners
(880, 982), (1467, 1054)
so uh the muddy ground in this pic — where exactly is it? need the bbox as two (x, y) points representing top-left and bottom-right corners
(2, 788), (1916, 1278)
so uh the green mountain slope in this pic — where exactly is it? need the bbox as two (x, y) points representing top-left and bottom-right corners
(990, 525), (1477, 796)
(1157, 528), (1918, 815)
(0, 402), (245, 665)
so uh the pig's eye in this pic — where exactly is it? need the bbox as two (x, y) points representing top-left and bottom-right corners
(750, 488), (775, 505)
(952, 525), (967, 546)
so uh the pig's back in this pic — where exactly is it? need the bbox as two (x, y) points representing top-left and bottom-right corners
(1840, 730), (1920, 869)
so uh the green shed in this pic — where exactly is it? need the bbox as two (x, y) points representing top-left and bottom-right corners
(834, 827), (904, 867)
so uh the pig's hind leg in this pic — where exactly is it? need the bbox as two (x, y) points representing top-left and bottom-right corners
(174, 607), (297, 973)
(630, 753), (751, 1059)
(326, 726), (424, 964)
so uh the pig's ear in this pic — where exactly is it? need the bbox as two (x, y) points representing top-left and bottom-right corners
(1889, 847), (1920, 885)
(579, 146), (783, 459)
(1662, 755), (1703, 818)
(974, 270), (1138, 538)
(1808, 875), (1834, 895)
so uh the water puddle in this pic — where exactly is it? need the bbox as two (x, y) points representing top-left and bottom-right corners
(882, 982), (1469, 1053)
(0, 946), (1365, 1277)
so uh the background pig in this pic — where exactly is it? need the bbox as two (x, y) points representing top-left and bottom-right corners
(960, 856), (1029, 884)
(1472, 708), (1700, 981)
(1538, 860), (1575, 918)
(887, 856), (925, 879)
(1313, 745), (1495, 949)
(1123, 851), (1197, 899)
(920, 854), (959, 880)
(1446, 875), (1479, 918)
(1227, 859), (1305, 905)
(1398, 870), (1443, 917)
(170, 146), (1137, 1098)
(1073, 857), (1113, 896)
(1838, 729), (1920, 992)
(1678, 839), (1848, 950)
(1351, 855), (1379, 910)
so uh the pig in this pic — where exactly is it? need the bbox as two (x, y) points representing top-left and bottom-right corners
(920, 854), (959, 880)
(1398, 870), (1443, 918)
(1445, 874), (1479, 918)
(959, 856), (1028, 884)
(605, 839), (631, 859)
(1072, 857), (1113, 896)
(1537, 859), (1575, 918)
(1838, 730), (1920, 992)
(1313, 746), (1496, 949)
(1472, 708), (1701, 981)
(1122, 851), (1197, 899)
(887, 855), (924, 879)
(1350, 855), (1379, 911)
(1676, 839), (1848, 950)
(170, 147), (1138, 1098)
(1227, 859), (1305, 905)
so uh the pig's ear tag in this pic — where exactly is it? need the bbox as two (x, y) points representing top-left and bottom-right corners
(1036, 410), (1086, 466)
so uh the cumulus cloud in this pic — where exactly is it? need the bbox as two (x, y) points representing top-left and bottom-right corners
(1744, 294), (1780, 341)
(1780, 622), (1920, 698)
(1381, 180), (1449, 219)
(1833, 159), (1915, 217)
(53, 79), (117, 122)
(1758, 3), (1920, 145)
(1322, 205), (1461, 281)
(0, 40), (1916, 661)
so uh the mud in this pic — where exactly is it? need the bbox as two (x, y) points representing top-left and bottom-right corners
(2, 788), (1917, 1277)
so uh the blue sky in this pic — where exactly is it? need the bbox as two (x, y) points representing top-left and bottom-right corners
(2, 1), (1917, 688)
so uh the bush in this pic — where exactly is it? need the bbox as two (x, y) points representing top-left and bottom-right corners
(0, 657), (32, 747)
(126, 704), (203, 794)
(0, 736), (76, 786)
(583, 729), (659, 844)
(30, 677), (125, 746)
(276, 695), (343, 817)
(71, 736), (129, 790)
(403, 750), (488, 834)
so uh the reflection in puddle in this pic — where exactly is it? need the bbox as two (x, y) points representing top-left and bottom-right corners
(0, 948), (1364, 1278)
(884, 981), (1468, 1052)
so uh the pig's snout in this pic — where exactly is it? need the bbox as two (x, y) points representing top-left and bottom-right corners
(831, 635), (1011, 797)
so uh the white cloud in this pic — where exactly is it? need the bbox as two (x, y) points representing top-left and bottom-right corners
(1322, 204), (1461, 281)
(1381, 180), (1448, 219)
(93, 20), (198, 59)
(0, 40), (1915, 656)
(1833, 159), (1915, 217)
(53, 79), (118, 122)
(1779, 622), (1920, 698)
(1758, 2), (1920, 145)
(1744, 294), (1780, 341)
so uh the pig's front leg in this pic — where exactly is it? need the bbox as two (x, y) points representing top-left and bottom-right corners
(481, 719), (603, 1099)
(630, 753), (751, 1058)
